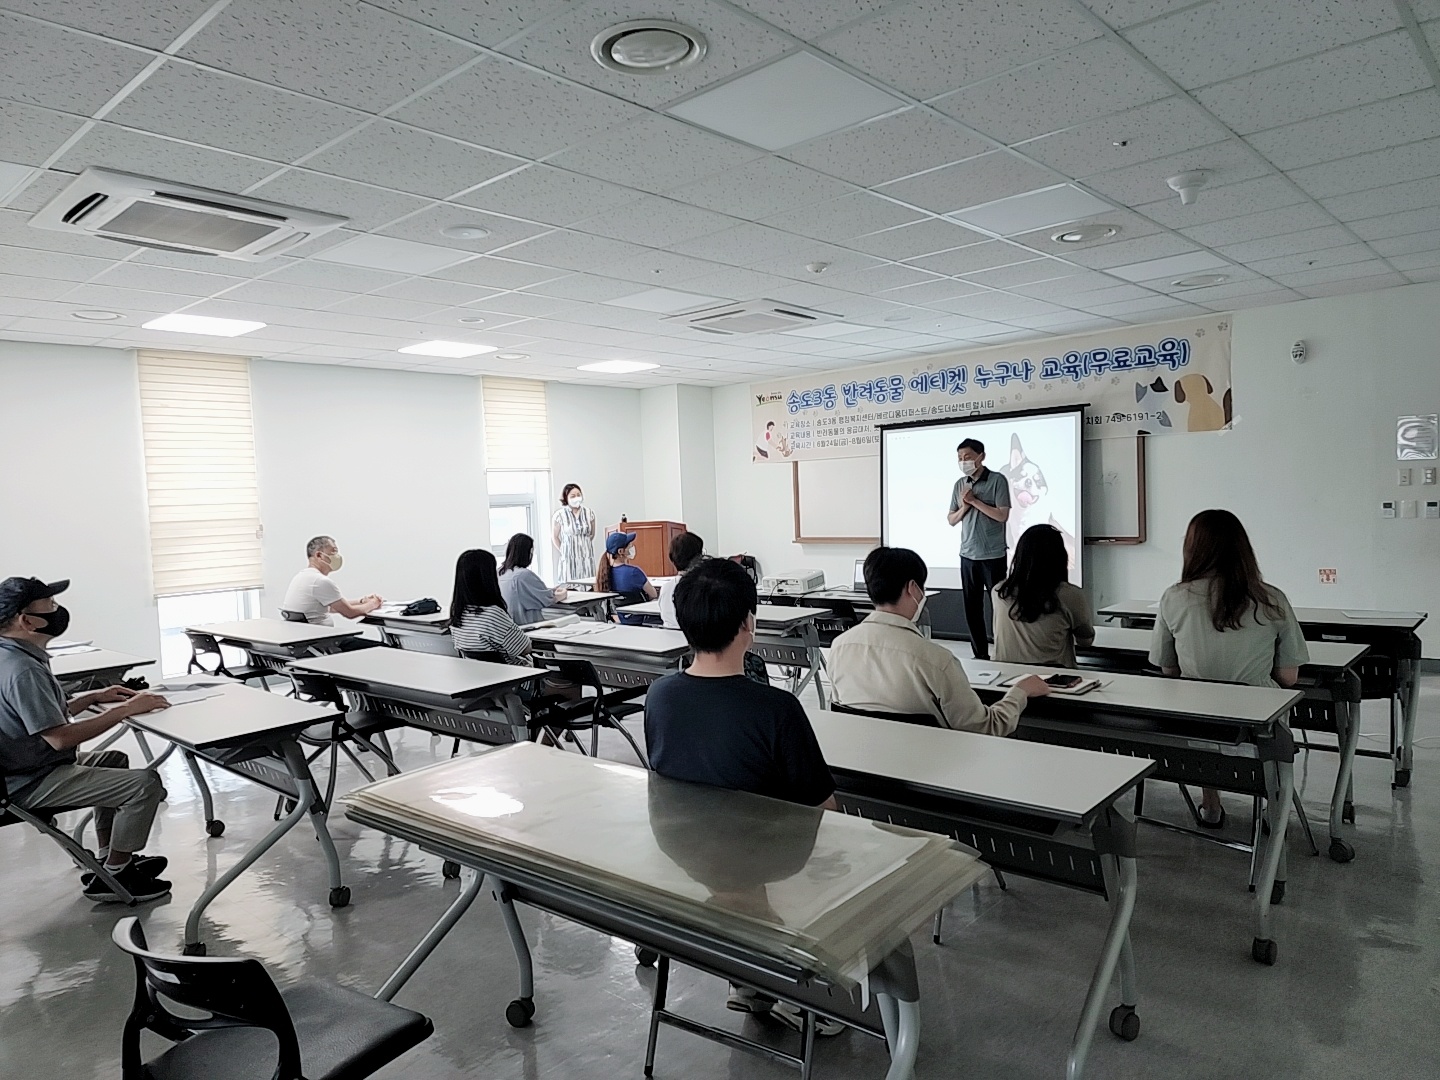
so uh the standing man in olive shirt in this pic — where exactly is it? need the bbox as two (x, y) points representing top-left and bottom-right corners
(947, 438), (1011, 659)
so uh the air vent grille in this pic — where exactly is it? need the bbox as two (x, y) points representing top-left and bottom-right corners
(665, 300), (836, 336)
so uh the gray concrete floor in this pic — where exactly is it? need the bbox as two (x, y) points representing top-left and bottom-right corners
(2, 677), (1437, 1079)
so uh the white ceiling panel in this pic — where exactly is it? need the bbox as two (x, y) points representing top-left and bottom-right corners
(1296, 272), (1409, 298)
(362, 0), (576, 49)
(1009, 270), (1124, 298)
(0, 100), (89, 167)
(56, 282), (187, 314)
(1135, 174), (1306, 228)
(53, 124), (281, 193)
(670, 222), (827, 266)
(249, 171), (431, 231)
(730, 1), (907, 41)
(819, 0), (1102, 100)
(219, 279), (353, 310)
(1193, 32), (1428, 135)
(1179, 202), (1335, 247)
(877, 151), (1057, 214)
(1016, 95), (1229, 179)
(1245, 90), (1440, 171)
(846, 218), (989, 260)
(1289, 138), (1440, 200)
(1008, 209), (1161, 256)
(378, 276), (500, 306)
(551, 113), (765, 195)
(304, 121), (517, 199)
(452, 166), (639, 227)
(581, 245), (723, 287)
(1247, 243), (1377, 278)
(904, 240), (1038, 276)
(393, 57), (647, 160)
(325, 294), (450, 322)
(746, 242), (883, 281)
(1065, 230), (1198, 269)
(1322, 175), (1440, 223)
(1369, 229), (1440, 258)
(824, 262), (945, 294)
(0, 13), (154, 114)
(1216, 225), (1355, 263)
(479, 229), (638, 273)
(761, 191), (923, 242)
(667, 155), (854, 218)
(1388, 249), (1440, 271)
(376, 204), (550, 254)
(91, 263), (249, 297)
(783, 108), (993, 187)
(961, 258), (1082, 290)
(847, 276), (985, 306)
(1056, 282), (1158, 307)
(1348, 207), (1440, 241)
(1077, 1), (1207, 29)
(1272, 259), (1401, 288)
(933, 38), (1171, 145)
(572, 195), (738, 248)
(1082, 138), (1270, 205)
(2, 0), (225, 50)
(1123, 0), (1400, 89)
(525, 273), (655, 303)
(1107, 249), (1229, 282)
(263, 260), (412, 294)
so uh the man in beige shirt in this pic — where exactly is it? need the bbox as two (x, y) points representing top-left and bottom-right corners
(829, 547), (1050, 736)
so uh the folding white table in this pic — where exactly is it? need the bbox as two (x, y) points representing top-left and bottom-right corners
(187, 618), (362, 679)
(48, 648), (154, 691)
(527, 623), (692, 689)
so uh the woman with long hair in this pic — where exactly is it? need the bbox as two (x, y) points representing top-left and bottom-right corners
(595, 531), (657, 601)
(498, 533), (567, 626)
(1150, 509), (1308, 827)
(551, 482), (597, 585)
(992, 524), (1093, 667)
(449, 548), (532, 664)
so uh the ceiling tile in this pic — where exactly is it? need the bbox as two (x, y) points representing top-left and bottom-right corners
(1272, 258), (1399, 288)
(325, 293), (452, 321)
(1369, 229), (1440, 257)
(1075, 1), (1205, 29)
(746, 241), (883, 281)
(1389, 249), (1440, 271)
(220, 279), (353, 310)
(177, 0), (479, 112)
(489, 228), (635, 273)
(853, 276), (986, 306)
(107, 62), (368, 162)
(1106, 249), (1228, 281)
(54, 124), (280, 193)
(377, 204), (549, 254)
(91, 262), (249, 297)
(132, 247), (299, 278)
(262, 260), (411, 293)
(304, 121), (516, 199)
(1008, 269), (1123, 297)
(1289, 137), (1440, 199)
(1296, 272), (1408, 297)
(1123, 0), (1400, 89)
(905, 239), (1037, 275)
(1248, 243), (1376, 277)
(941, 292), (1067, 321)
(0, 245), (112, 283)
(599, 246), (724, 286)
(950, 183), (1113, 235)
(1133, 174), (1305, 228)
(846, 217), (989, 259)
(761, 191), (924, 242)
(452, 165), (639, 227)
(1066, 230), (1197, 269)
(933, 38), (1171, 144)
(1348, 206), (1440, 241)
(6, 170), (75, 212)
(363, 0), (575, 47)
(525, 273), (655, 303)
(1245, 90), (1440, 170)
(249, 171), (431, 231)
(783, 108), (992, 187)
(1215, 225), (1355, 262)
(1, 0), (222, 49)
(819, 0), (1102, 100)
(671, 266), (795, 299)
(1322, 174), (1440, 222)
(1082, 138), (1269, 205)
(1008, 209), (1160, 256)
(1084, 295), (1203, 318)
(1056, 282), (1158, 306)
(394, 56), (646, 160)
(1193, 32), (1427, 135)
(0, 208), (127, 258)
(877, 151), (1057, 214)
(572, 195), (737, 248)
(667, 155), (853, 218)
(0, 101), (88, 168)
(0, 13), (153, 114)
(54, 282), (184, 313)
(377, 277), (500, 306)
(500, 0), (792, 109)
(1016, 95), (1229, 179)
(729, 0), (905, 39)
(961, 258), (1081, 289)
(823, 262), (945, 294)
(313, 233), (476, 275)
(551, 114), (765, 195)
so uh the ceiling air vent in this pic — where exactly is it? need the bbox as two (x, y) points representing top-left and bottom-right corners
(29, 168), (346, 260)
(665, 300), (836, 336)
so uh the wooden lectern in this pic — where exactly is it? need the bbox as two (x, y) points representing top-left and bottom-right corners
(606, 520), (687, 577)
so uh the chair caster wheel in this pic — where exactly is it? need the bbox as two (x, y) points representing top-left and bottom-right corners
(635, 946), (658, 967)
(206, 819), (225, 837)
(1108, 1005), (1140, 1041)
(442, 860), (461, 880)
(1392, 768), (1411, 789)
(1342, 802), (1355, 824)
(1328, 839), (1355, 863)
(505, 997), (535, 1028)
(1270, 880), (1285, 905)
(1251, 938), (1277, 965)
(182, 942), (206, 957)
(329, 886), (350, 908)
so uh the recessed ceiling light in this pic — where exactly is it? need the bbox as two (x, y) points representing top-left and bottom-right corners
(495, 352), (528, 361)
(592, 20), (706, 75)
(578, 360), (658, 374)
(399, 340), (498, 358)
(457, 315), (487, 324)
(441, 224), (491, 240)
(950, 183), (1112, 236)
(71, 310), (125, 321)
(604, 287), (724, 313)
(1172, 273), (1230, 288)
(143, 313), (266, 337)
(1109, 250), (1228, 283)
(1053, 224), (1119, 244)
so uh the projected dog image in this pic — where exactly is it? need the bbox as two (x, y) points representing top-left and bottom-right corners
(1000, 433), (1078, 568)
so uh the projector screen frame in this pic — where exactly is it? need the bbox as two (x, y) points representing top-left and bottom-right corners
(879, 403), (1088, 584)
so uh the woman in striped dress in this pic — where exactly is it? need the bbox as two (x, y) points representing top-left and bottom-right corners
(551, 482), (597, 585)
(450, 548), (534, 664)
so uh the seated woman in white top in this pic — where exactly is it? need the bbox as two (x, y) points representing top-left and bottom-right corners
(992, 524), (1094, 668)
(497, 533), (567, 626)
(449, 548), (532, 664)
(659, 532), (706, 630)
(1148, 508), (1309, 828)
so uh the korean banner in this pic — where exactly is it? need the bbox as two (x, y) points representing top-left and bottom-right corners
(752, 315), (1231, 462)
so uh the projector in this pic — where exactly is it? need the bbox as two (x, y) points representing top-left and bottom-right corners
(759, 570), (826, 595)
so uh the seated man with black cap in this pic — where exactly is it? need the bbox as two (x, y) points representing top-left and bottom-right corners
(0, 577), (173, 903)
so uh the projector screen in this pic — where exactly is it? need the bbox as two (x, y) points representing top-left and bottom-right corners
(881, 407), (1084, 588)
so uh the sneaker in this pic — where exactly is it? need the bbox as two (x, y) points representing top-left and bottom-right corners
(726, 985), (774, 1015)
(83, 863), (172, 904)
(81, 854), (168, 887)
(770, 1002), (845, 1038)
(1197, 805), (1226, 830)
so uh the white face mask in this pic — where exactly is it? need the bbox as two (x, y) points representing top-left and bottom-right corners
(324, 552), (344, 572)
(910, 585), (927, 624)
(568, 495), (583, 508)
(627, 547), (636, 560)
(959, 459), (977, 477)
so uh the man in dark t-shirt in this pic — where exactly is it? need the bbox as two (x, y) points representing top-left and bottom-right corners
(644, 558), (839, 1035)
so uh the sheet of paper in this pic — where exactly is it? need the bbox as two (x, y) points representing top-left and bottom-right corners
(46, 639), (95, 652)
(158, 689), (224, 707)
(47, 644), (99, 655)
(1342, 610), (1422, 621)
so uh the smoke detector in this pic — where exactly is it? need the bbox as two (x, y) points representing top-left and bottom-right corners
(591, 21), (707, 75)
(1166, 169), (1208, 206)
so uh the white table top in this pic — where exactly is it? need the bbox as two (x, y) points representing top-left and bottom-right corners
(555, 591), (619, 607)
(807, 708), (1154, 824)
(291, 649), (542, 699)
(364, 607), (450, 627)
(1100, 599), (1426, 631)
(189, 618), (362, 647)
(528, 623), (692, 657)
(619, 601), (828, 629)
(1085, 625), (1369, 671)
(127, 682), (334, 752)
(48, 649), (154, 679)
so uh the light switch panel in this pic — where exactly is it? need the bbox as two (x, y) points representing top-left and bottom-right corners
(1425, 500), (1440, 519)
(1398, 468), (1412, 486)
(1401, 499), (1418, 518)
(1425, 467), (1437, 485)
(1382, 501), (1397, 518)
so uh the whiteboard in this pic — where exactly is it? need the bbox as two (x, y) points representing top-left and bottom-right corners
(794, 457), (880, 542)
(1082, 436), (1146, 543)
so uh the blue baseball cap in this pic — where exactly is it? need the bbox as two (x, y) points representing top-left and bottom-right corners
(606, 531), (637, 556)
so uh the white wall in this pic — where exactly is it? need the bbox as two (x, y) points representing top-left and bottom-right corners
(713, 283), (1440, 655)
(0, 341), (159, 660)
(676, 384), (718, 547)
(547, 381), (645, 541)
(251, 361), (488, 610)
(639, 385), (683, 522)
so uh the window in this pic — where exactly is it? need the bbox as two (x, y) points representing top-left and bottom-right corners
(156, 587), (261, 677)
(488, 471), (552, 582)
(482, 377), (554, 580)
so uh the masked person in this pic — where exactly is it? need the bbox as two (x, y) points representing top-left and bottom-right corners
(0, 577), (173, 902)
(282, 536), (383, 626)
(828, 547), (1050, 735)
(946, 438), (1011, 659)
(551, 483), (597, 586)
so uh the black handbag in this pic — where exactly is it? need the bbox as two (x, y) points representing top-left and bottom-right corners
(401, 598), (441, 616)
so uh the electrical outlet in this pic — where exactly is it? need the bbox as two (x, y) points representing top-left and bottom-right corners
(1382, 501), (1397, 518)
(1425, 467), (1437, 485)
(1401, 499), (1418, 518)
(1425, 500), (1440, 519)
(1318, 568), (1337, 584)
(1398, 468), (1412, 486)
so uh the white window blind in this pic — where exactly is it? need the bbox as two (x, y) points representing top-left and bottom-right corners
(482, 376), (550, 470)
(137, 350), (263, 596)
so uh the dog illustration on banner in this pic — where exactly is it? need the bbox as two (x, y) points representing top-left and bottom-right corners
(1134, 375), (1232, 432)
(999, 434), (1077, 570)
(754, 420), (794, 460)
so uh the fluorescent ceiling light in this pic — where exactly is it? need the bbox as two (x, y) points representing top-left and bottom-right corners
(579, 360), (658, 374)
(604, 287), (724, 313)
(315, 234), (474, 275)
(398, 340), (498, 358)
(666, 52), (902, 151)
(143, 313), (266, 336)
(950, 184), (1112, 236)
(1108, 250), (1228, 283)
(0, 160), (37, 205)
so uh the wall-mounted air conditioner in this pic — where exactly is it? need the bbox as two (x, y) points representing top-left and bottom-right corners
(29, 168), (346, 261)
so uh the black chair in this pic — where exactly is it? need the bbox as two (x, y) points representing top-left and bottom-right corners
(829, 702), (940, 727)
(113, 917), (433, 1080)
(613, 591), (650, 624)
(529, 656), (649, 766)
(288, 671), (403, 809)
(813, 598), (860, 645)
(280, 609), (309, 623)
(185, 631), (273, 691)
(0, 773), (136, 903)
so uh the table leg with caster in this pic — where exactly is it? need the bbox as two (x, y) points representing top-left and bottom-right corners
(376, 869), (485, 1002)
(280, 740), (347, 908)
(1328, 701), (1360, 863)
(1251, 757), (1293, 965)
(183, 750), (224, 837)
(493, 876), (536, 1027)
(1068, 848), (1140, 1080)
